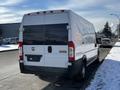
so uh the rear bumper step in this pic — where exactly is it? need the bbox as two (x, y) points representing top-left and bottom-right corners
(20, 63), (67, 74)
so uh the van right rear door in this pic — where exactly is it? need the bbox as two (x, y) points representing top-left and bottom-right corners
(44, 24), (68, 68)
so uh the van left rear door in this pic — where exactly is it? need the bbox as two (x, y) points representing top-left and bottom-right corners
(23, 25), (45, 66)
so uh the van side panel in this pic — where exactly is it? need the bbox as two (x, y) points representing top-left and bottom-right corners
(69, 11), (97, 61)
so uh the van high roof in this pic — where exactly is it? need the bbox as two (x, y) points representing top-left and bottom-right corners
(25, 10), (70, 16)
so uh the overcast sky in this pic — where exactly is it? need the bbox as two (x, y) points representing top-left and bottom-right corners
(0, 0), (120, 31)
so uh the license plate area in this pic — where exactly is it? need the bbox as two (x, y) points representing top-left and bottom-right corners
(25, 54), (42, 62)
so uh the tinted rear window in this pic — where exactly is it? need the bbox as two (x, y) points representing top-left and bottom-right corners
(23, 24), (68, 45)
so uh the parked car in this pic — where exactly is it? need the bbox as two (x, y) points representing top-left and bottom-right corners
(19, 10), (100, 79)
(2, 38), (11, 44)
(2, 37), (18, 44)
(101, 38), (112, 47)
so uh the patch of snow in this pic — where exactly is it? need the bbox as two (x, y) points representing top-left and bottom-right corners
(0, 44), (18, 51)
(86, 42), (120, 90)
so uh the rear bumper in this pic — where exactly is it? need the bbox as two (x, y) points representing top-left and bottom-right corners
(19, 63), (68, 74)
(19, 59), (84, 79)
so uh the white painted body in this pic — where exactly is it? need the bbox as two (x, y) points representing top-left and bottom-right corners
(19, 10), (98, 69)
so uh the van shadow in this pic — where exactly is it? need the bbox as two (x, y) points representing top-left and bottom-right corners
(35, 61), (102, 90)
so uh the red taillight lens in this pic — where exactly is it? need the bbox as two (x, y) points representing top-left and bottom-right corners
(19, 42), (23, 47)
(18, 42), (23, 61)
(19, 56), (23, 61)
(68, 41), (75, 62)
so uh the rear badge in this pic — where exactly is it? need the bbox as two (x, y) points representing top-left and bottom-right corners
(59, 50), (67, 53)
(31, 47), (35, 51)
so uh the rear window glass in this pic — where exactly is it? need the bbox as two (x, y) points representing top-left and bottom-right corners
(45, 24), (68, 45)
(23, 24), (68, 45)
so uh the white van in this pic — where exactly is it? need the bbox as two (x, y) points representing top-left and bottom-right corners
(19, 10), (100, 79)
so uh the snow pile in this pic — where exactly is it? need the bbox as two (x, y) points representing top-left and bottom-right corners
(0, 44), (18, 51)
(86, 42), (120, 90)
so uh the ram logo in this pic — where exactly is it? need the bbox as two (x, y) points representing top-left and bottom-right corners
(31, 47), (35, 51)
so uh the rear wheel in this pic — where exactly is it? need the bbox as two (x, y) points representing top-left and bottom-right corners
(67, 59), (86, 80)
(19, 63), (26, 73)
(72, 61), (86, 81)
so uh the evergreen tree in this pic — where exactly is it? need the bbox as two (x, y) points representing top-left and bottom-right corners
(102, 22), (112, 38)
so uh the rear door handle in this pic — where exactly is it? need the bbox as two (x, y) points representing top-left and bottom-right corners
(48, 46), (52, 53)
(95, 43), (97, 47)
(82, 42), (84, 44)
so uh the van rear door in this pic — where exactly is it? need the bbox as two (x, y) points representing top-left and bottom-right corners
(23, 25), (45, 66)
(44, 24), (68, 68)
(23, 24), (68, 68)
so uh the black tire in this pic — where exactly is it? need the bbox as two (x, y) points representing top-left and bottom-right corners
(67, 58), (87, 81)
(67, 62), (82, 80)
(72, 61), (86, 81)
(19, 63), (26, 73)
(67, 64), (76, 80)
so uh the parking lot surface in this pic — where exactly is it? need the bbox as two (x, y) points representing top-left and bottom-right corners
(0, 48), (111, 90)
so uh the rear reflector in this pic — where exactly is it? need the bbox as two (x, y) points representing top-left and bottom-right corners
(19, 42), (22, 47)
(19, 56), (23, 61)
(68, 41), (75, 62)
(18, 42), (23, 61)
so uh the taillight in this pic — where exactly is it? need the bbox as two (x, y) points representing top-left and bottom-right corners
(68, 41), (75, 62)
(18, 42), (23, 61)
